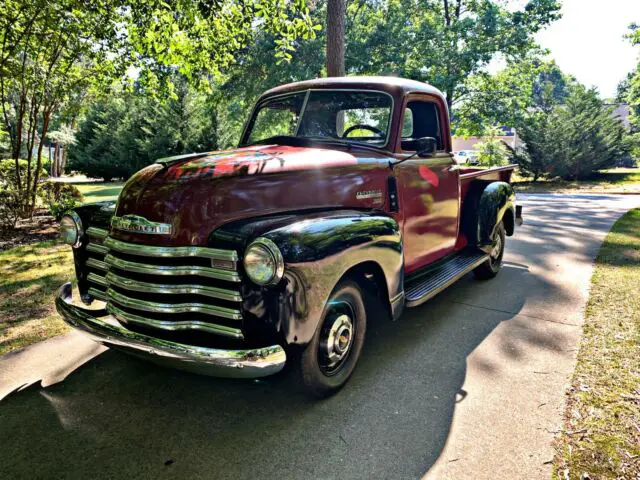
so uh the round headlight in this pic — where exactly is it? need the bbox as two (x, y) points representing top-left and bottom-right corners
(59, 212), (83, 248)
(243, 237), (284, 286)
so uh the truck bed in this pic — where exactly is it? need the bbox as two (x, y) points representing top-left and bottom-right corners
(459, 164), (517, 184)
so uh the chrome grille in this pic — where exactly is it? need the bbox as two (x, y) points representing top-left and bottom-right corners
(84, 229), (243, 339)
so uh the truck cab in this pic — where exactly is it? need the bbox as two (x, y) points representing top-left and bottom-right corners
(56, 77), (522, 397)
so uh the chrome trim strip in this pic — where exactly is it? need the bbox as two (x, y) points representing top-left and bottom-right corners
(104, 254), (240, 282)
(87, 227), (108, 240)
(87, 243), (109, 255)
(105, 271), (242, 302)
(104, 237), (238, 262)
(107, 288), (242, 320)
(55, 283), (285, 378)
(87, 272), (108, 287)
(88, 287), (108, 301)
(107, 303), (244, 339)
(86, 258), (109, 271)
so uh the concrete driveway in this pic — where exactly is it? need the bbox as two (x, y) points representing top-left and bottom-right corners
(1, 194), (639, 479)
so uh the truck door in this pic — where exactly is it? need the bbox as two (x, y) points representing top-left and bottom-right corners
(394, 97), (459, 275)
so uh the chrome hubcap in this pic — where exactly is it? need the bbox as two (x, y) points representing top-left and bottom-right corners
(319, 310), (354, 374)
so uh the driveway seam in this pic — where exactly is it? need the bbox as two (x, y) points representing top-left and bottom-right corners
(450, 300), (583, 327)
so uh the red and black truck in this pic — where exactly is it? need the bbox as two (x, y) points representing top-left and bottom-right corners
(56, 77), (522, 397)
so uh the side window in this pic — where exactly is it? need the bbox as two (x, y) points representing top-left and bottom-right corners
(401, 108), (413, 138)
(401, 100), (443, 152)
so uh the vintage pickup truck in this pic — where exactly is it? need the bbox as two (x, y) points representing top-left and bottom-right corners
(56, 77), (522, 397)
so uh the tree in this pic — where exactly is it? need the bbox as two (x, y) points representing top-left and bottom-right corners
(474, 126), (509, 166)
(519, 85), (629, 180)
(326, 0), (346, 76)
(47, 126), (76, 177)
(454, 58), (569, 135)
(347, 0), (561, 112)
(69, 78), (219, 180)
(0, 0), (316, 218)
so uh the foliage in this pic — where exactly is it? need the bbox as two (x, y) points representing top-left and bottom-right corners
(474, 127), (509, 166)
(0, 159), (46, 229)
(454, 58), (569, 135)
(69, 79), (220, 180)
(346, 0), (561, 110)
(518, 85), (629, 180)
(38, 182), (83, 220)
(0, 0), (317, 223)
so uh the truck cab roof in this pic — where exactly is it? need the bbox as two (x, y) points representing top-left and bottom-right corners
(260, 76), (446, 105)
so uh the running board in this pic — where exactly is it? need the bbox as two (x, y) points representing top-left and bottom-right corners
(404, 250), (489, 307)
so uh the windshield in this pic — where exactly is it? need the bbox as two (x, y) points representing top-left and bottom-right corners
(243, 90), (393, 148)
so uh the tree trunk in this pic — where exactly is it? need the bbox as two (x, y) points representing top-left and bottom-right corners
(52, 143), (60, 177)
(326, 0), (346, 77)
(31, 107), (51, 211)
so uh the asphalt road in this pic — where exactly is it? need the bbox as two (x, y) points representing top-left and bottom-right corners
(1, 194), (639, 479)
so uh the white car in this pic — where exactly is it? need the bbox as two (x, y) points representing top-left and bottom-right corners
(453, 150), (479, 165)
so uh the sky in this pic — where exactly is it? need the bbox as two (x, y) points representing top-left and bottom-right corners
(523, 0), (640, 99)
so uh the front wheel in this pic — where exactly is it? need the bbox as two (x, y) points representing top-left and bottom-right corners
(473, 221), (506, 280)
(295, 280), (367, 398)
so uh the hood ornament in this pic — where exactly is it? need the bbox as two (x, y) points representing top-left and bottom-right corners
(111, 215), (173, 235)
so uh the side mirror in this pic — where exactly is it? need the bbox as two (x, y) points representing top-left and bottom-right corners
(416, 137), (437, 158)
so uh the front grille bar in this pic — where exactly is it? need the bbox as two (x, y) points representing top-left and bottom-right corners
(87, 227), (108, 241)
(105, 271), (241, 302)
(87, 272), (108, 287)
(107, 288), (243, 320)
(104, 254), (241, 282)
(107, 303), (244, 339)
(87, 258), (109, 271)
(104, 236), (238, 262)
(83, 235), (243, 338)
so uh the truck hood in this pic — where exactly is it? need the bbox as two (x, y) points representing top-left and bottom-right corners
(112, 145), (391, 246)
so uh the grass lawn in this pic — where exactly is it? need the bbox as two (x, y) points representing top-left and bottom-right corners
(0, 240), (74, 355)
(513, 168), (640, 194)
(0, 181), (123, 355)
(553, 208), (640, 479)
(75, 181), (124, 203)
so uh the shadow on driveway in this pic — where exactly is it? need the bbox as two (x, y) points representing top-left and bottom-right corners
(0, 260), (570, 479)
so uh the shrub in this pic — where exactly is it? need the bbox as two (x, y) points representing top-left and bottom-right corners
(0, 159), (47, 229)
(518, 85), (629, 180)
(38, 182), (84, 220)
(474, 127), (510, 166)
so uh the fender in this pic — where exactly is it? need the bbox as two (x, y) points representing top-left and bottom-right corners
(211, 210), (403, 346)
(477, 181), (516, 250)
(68, 201), (116, 298)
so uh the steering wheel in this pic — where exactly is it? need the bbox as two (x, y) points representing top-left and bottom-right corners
(342, 124), (385, 139)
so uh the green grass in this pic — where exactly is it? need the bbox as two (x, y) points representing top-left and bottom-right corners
(0, 240), (74, 355)
(553, 208), (640, 479)
(513, 168), (640, 194)
(75, 182), (124, 203)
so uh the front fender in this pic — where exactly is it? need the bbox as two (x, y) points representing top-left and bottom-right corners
(230, 211), (403, 346)
(477, 182), (515, 248)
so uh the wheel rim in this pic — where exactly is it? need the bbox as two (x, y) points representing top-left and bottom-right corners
(489, 227), (503, 268)
(490, 233), (502, 260)
(318, 301), (355, 376)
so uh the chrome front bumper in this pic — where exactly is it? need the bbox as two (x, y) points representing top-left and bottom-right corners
(55, 283), (286, 378)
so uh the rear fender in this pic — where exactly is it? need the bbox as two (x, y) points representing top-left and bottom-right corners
(477, 182), (516, 250)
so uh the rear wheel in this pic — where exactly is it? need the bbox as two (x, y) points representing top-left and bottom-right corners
(474, 221), (505, 280)
(295, 280), (367, 398)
